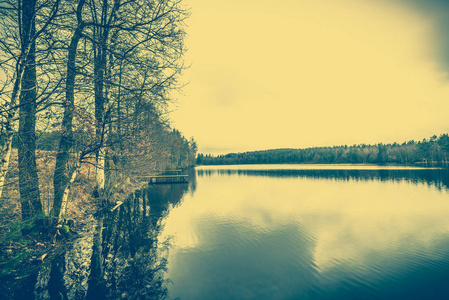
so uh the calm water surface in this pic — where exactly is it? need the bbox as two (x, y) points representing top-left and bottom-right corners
(27, 165), (449, 299)
(163, 165), (449, 300)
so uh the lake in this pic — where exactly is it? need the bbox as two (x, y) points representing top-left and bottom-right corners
(32, 165), (449, 299)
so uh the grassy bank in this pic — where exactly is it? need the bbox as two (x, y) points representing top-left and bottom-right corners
(0, 149), (150, 298)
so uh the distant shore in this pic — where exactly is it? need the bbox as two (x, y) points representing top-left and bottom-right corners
(197, 134), (449, 166)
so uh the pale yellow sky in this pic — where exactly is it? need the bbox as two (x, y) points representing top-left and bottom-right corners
(171, 0), (449, 154)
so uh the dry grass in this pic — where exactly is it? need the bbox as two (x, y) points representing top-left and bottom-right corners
(0, 150), (98, 226)
(0, 149), (149, 286)
(0, 149), (148, 226)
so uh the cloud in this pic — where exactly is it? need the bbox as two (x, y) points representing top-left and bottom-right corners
(172, 0), (449, 154)
(392, 0), (449, 73)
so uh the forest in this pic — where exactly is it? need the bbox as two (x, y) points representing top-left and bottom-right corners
(197, 134), (449, 165)
(0, 0), (196, 227)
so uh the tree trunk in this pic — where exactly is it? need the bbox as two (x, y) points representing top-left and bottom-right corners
(0, 83), (22, 200)
(0, 132), (13, 200)
(18, 0), (42, 220)
(96, 149), (105, 191)
(93, 19), (108, 195)
(53, 0), (85, 221)
(0, 0), (42, 201)
(57, 164), (79, 223)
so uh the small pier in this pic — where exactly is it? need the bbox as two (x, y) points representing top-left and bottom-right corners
(142, 174), (189, 184)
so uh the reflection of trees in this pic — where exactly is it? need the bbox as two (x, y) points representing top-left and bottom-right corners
(86, 182), (189, 299)
(34, 181), (190, 299)
(197, 168), (449, 190)
(186, 167), (197, 195)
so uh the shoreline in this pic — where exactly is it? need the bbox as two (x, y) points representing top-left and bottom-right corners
(0, 149), (152, 298)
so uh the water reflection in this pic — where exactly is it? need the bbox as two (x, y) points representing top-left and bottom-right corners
(168, 215), (320, 299)
(33, 173), (192, 300)
(197, 166), (449, 190)
(164, 165), (449, 299)
(27, 165), (449, 300)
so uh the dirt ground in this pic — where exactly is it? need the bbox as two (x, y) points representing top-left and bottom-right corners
(0, 150), (149, 298)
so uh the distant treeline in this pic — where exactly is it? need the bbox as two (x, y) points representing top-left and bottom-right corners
(197, 134), (449, 165)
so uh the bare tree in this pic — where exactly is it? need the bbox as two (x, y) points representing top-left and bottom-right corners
(86, 0), (189, 192)
(18, 0), (43, 220)
(0, 0), (60, 220)
(52, 0), (87, 222)
(1, 0), (192, 225)
(52, 0), (189, 221)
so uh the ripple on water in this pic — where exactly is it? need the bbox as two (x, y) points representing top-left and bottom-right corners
(166, 166), (449, 300)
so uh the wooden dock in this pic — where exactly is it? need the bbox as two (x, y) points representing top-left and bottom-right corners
(142, 175), (189, 184)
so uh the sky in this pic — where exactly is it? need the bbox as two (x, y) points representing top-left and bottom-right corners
(170, 0), (449, 155)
